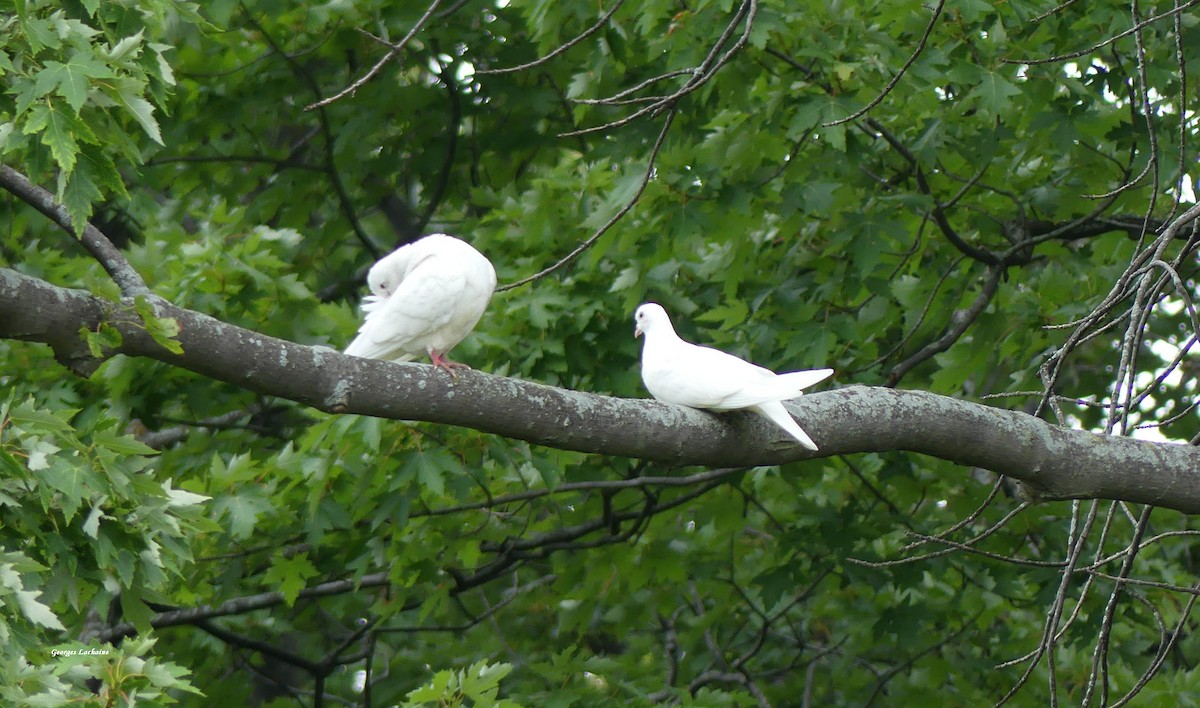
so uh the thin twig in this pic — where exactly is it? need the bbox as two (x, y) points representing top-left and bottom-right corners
(823, 0), (946, 126)
(305, 0), (444, 111)
(414, 465), (744, 518)
(887, 266), (1003, 385)
(1002, 0), (1200, 65)
(561, 0), (757, 137)
(476, 0), (627, 75)
(243, 10), (382, 258)
(498, 108), (677, 291)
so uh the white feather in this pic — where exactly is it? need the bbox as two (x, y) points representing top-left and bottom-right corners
(634, 302), (832, 451)
(345, 234), (497, 365)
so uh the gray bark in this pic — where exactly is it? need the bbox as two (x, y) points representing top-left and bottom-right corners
(3, 267), (1199, 512)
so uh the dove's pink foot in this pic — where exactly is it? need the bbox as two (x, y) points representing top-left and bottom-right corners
(430, 350), (470, 377)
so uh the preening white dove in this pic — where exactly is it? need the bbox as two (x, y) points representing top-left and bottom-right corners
(634, 302), (833, 451)
(345, 234), (496, 373)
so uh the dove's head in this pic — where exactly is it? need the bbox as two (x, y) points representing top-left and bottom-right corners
(634, 303), (672, 338)
(366, 256), (406, 299)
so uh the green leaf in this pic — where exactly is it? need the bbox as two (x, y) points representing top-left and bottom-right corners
(212, 492), (273, 540)
(462, 660), (514, 702)
(162, 482), (209, 508)
(58, 159), (103, 236)
(968, 68), (1023, 115)
(133, 296), (184, 355)
(23, 102), (88, 174)
(15, 588), (65, 630)
(140, 658), (204, 696)
(18, 15), (60, 53)
(92, 429), (157, 456)
(119, 589), (156, 634)
(0, 121), (14, 152)
(32, 53), (114, 113)
(264, 553), (319, 606)
(80, 322), (122, 358)
(82, 504), (103, 538)
(106, 30), (144, 62)
(106, 77), (164, 146)
(9, 401), (75, 432)
(610, 265), (639, 292)
(76, 146), (129, 199)
(410, 450), (448, 497)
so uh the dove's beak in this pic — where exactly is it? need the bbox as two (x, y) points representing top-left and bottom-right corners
(634, 324), (643, 338)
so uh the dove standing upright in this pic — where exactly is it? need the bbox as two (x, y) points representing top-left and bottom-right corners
(634, 303), (833, 450)
(345, 234), (497, 373)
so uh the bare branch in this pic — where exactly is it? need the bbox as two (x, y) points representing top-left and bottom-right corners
(1031, 0), (1077, 22)
(0, 163), (148, 296)
(98, 571), (391, 643)
(865, 119), (1000, 265)
(305, 0), (443, 111)
(887, 266), (1003, 385)
(475, 0), (627, 75)
(562, 0), (757, 137)
(499, 108), (676, 291)
(1002, 0), (1200, 65)
(414, 54), (464, 239)
(414, 467), (745, 518)
(243, 11), (382, 259)
(823, 0), (946, 127)
(134, 406), (263, 450)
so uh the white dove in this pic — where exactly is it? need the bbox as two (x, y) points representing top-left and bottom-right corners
(345, 234), (497, 373)
(634, 303), (833, 451)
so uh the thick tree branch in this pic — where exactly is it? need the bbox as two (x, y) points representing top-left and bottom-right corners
(4, 267), (1200, 512)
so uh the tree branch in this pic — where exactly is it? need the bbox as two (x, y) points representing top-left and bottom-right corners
(305, 0), (443, 111)
(822, 0), (946, 127)
(0, 164), (149, 296)
(887, 266), (1003, 385)
(500, 108), (677, 291)
(3, 267), (1200, 511)
(97, 572), (391, 644)
(475, 0), (628, 75)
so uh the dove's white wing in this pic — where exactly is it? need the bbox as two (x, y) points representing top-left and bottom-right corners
(344, 251), (464, 361)
(642, 339), (832, 410)
(641, 340), (774, 408)
(714, 367), (834, 409)
(345, 234), (497, 363)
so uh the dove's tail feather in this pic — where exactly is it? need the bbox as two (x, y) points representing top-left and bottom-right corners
(750, 401), (820, 451)
(344, 333), (417, 362)
(773, 368), (835, 398)
(716, 368), (834, 408)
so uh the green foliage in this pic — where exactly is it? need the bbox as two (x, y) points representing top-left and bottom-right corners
(2, 0), (1199, 704)
(404, 661), (522, 708)
(0, 394), (211, 701)
(0, 0), (193, 231)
